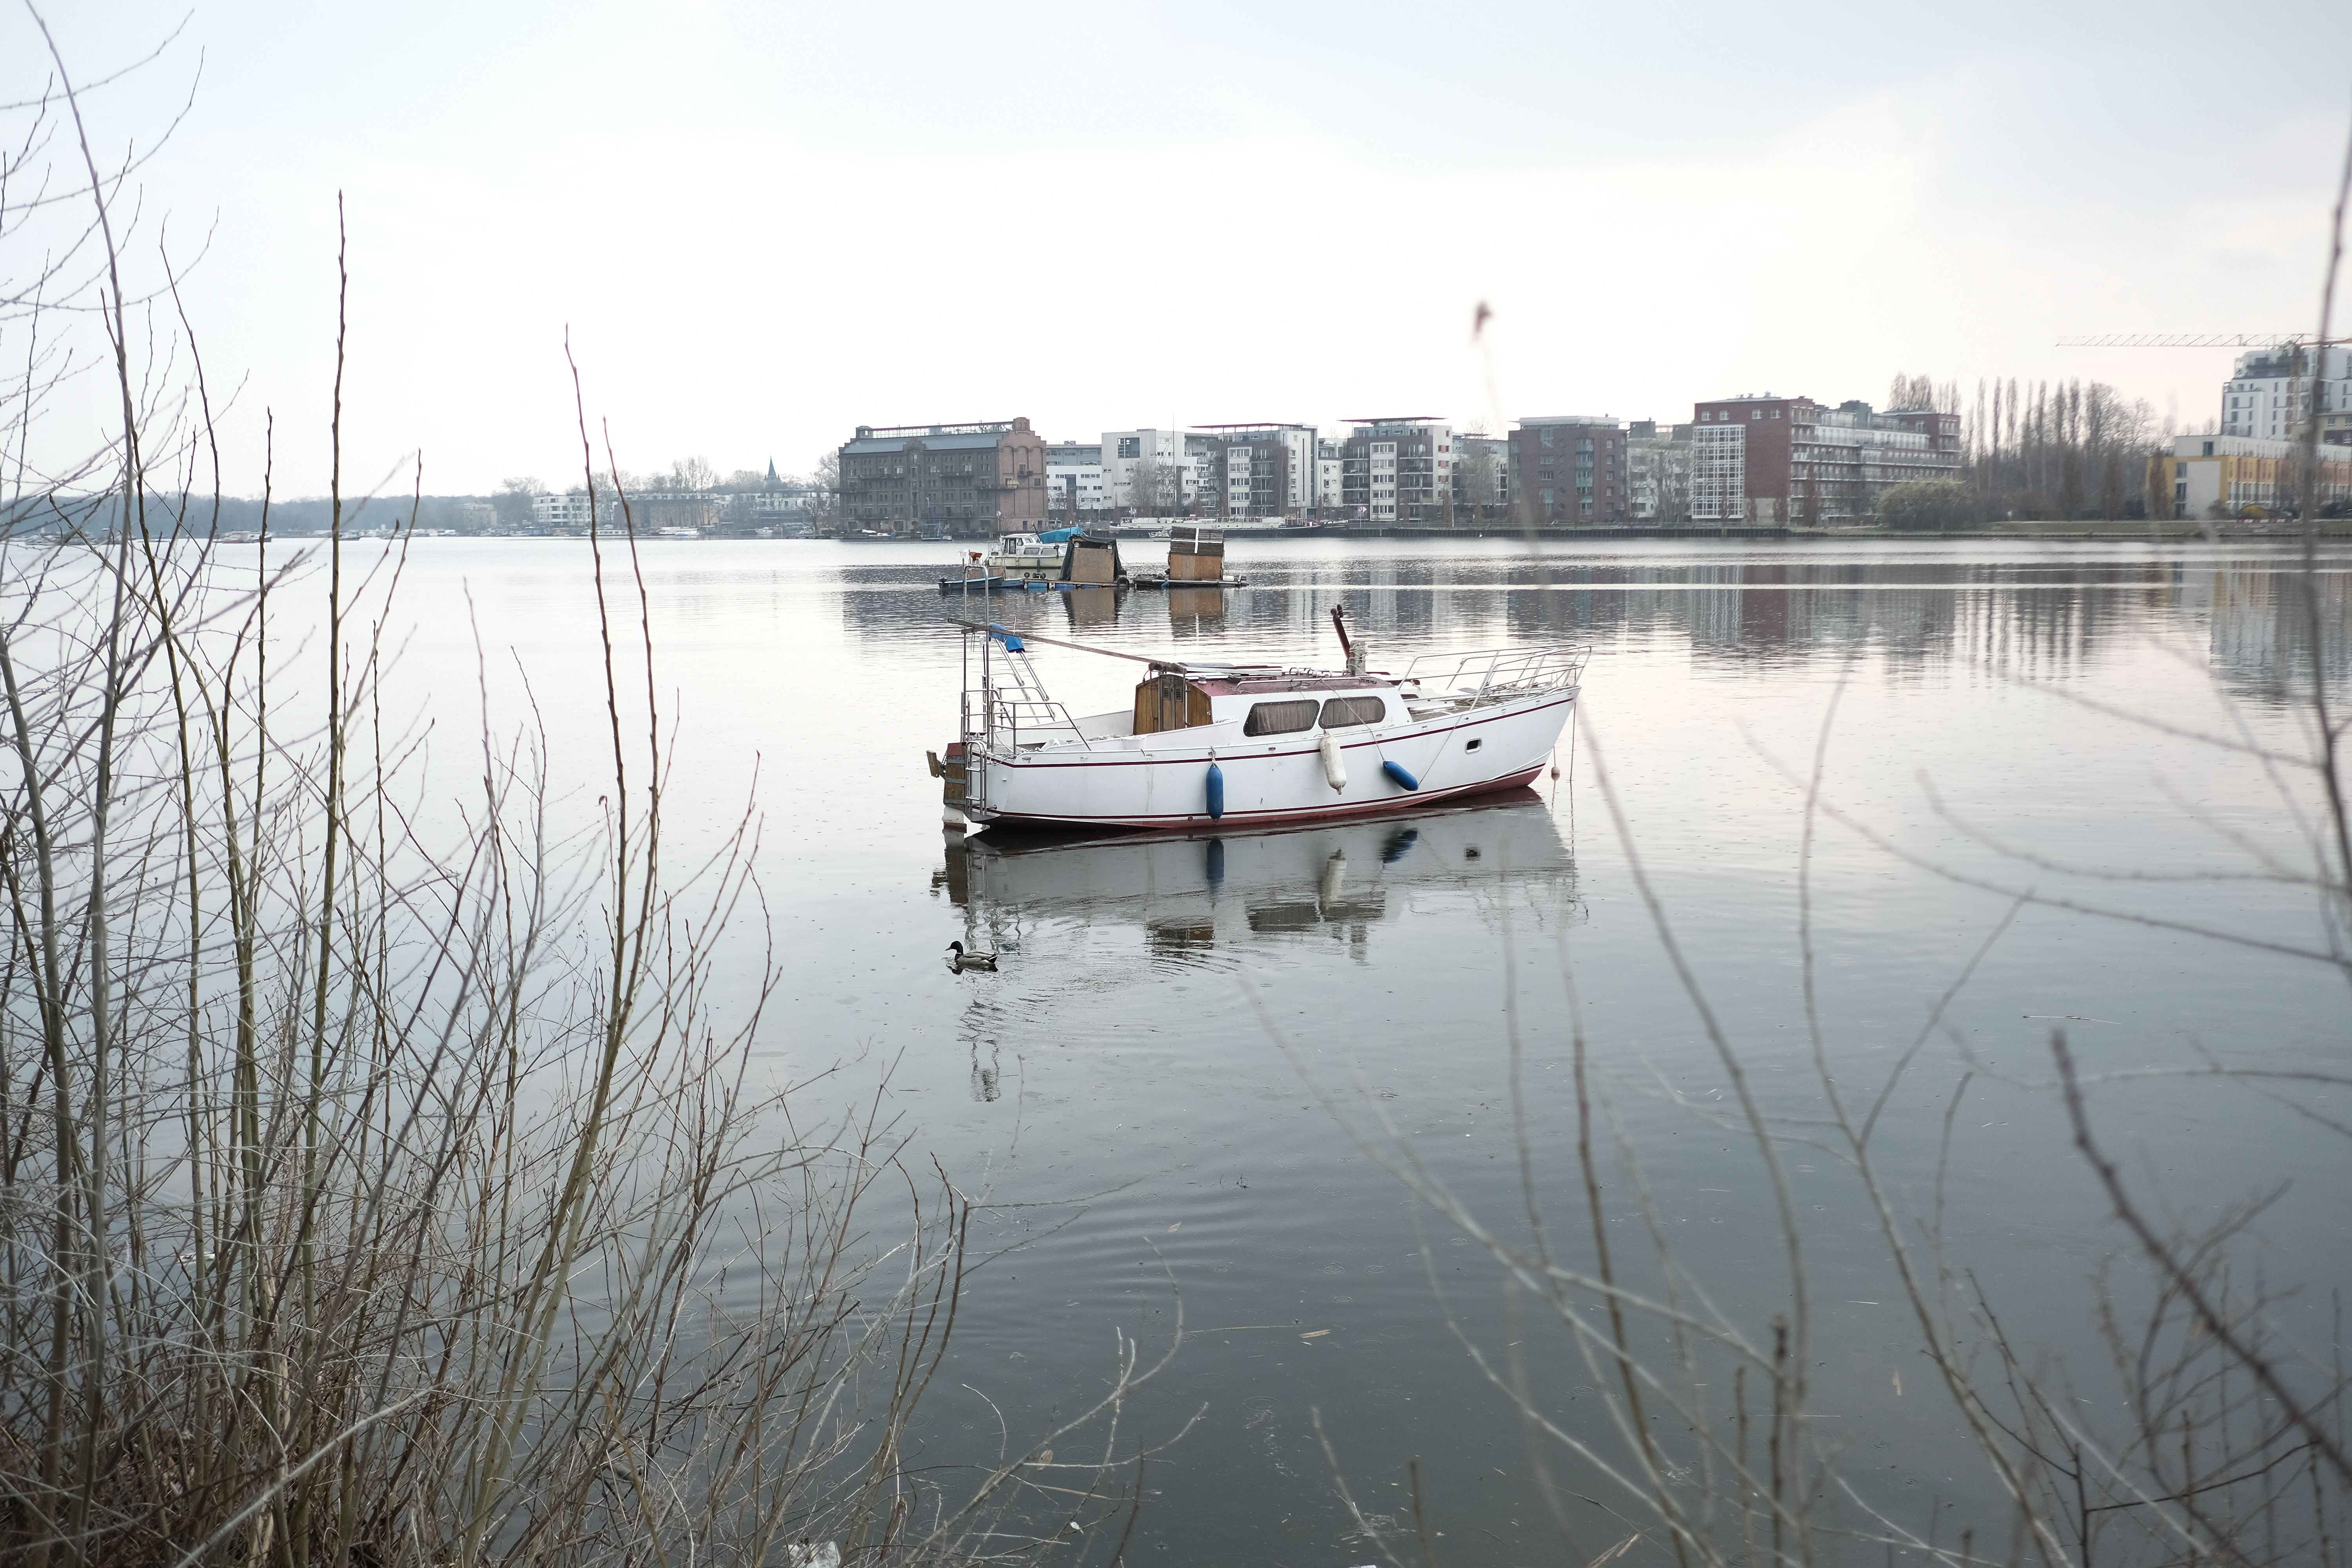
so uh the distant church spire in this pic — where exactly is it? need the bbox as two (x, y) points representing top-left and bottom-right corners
(766, 458), (779, 485)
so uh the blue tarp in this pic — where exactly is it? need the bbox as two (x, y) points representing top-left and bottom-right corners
(1036, 527), (1083, 543)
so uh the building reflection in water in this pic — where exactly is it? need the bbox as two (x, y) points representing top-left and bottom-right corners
(866, 552), (2351, 702)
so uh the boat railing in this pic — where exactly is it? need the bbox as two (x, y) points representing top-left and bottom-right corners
(1399, 644), (1588, 707)
(962, 688), (1095, 754)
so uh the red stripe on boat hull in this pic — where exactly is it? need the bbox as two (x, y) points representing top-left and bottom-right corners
(975, 765), (1547, 833)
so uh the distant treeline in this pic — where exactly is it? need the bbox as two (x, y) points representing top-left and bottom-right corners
(1891, 372), (2169, 521)
(2, 492), (499, 536)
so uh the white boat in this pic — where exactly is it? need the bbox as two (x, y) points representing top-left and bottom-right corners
(985, 533), (1073, 583)
(936, 608), (1584, 832)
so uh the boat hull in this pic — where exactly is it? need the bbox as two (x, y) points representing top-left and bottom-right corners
(964, 690), (1573, 832)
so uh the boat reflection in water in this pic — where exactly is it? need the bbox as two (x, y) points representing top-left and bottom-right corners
(933, 791), (1582, 1098)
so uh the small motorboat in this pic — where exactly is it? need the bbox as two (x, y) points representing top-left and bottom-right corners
(985, 532), (1069, 582)
(935, 606), (1584, 833)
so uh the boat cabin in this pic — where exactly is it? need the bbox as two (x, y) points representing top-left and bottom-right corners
(1131, 665), (1402, 738)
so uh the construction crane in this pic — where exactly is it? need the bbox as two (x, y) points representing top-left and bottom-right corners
(2055, 334), (2348, 348)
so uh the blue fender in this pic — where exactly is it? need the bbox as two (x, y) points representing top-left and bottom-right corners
(1205, 761), (1225, 819)
(1382, 760), (1420, 791)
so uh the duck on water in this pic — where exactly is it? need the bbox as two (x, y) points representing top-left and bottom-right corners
(933, 606), (1586, 834)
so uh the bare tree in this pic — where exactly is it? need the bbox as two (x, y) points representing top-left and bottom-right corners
(492, 474), (541, 529)
(1887, 370), (1938, 409)
(1128, 454), (1168, 517)
(1454, 442), (1503, 524)
(0, 36), (1174, 1566)
(808, 450), (842, 533)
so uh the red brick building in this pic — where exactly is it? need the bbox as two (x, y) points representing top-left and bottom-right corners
(1691, 395), (1960, 524)
(1508, 416), (1628, 524)
(838, 418), (1050, 537)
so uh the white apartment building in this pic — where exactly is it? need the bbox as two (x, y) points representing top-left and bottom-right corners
(1047, 442), (1109, 517)
(1101, 429), (1207, 512)
(532, 491), (595, 530)
(1342, 420), (1453, 523)
(1198, 424), (1319, 518)
(2221, 345), (2352, 440)
(1316, 440), (1345, 517)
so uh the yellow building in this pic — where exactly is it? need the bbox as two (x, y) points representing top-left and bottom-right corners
(2152, 434), (2352, 518)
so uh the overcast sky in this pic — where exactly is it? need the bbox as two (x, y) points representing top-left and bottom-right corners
(10, 2), (2350, 497)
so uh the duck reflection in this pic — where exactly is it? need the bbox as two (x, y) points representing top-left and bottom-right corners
(938, 790), (1582, 969)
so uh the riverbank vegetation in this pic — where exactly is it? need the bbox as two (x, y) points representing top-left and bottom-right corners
(0, 40), (1167, 1568)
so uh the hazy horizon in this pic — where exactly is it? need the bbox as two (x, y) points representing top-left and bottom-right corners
(7, 1), (2345, 499)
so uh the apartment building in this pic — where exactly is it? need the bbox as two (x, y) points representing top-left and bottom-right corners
(1196, 423), (1319, 517)
(1690, 395), (1960, 523)
(1341, 418), (1453, 523)
(1316, 439), (1346, 518)
(2158, 432), (2352, 517)
(532, 491), (595, 531)
(1508, 416), (1627, 524)
(1047, 441), (1109, 519)
(838, 418), (1050, 536)
(2220, 345), (2352, 441)
(1102, 428), (1211, 514)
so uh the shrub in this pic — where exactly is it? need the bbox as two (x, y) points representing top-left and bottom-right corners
(1876, 478), (1971, 530)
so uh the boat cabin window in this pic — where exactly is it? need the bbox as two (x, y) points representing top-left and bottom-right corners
(1243, 699), (1320, 736)
(1318, 695), (1387, 729)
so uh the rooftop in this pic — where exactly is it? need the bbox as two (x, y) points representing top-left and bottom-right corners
(855, 419), (1027, 437)
(842, 430), (1014, 455)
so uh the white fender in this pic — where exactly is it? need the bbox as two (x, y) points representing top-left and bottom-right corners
(1319, 730), (1347, 792)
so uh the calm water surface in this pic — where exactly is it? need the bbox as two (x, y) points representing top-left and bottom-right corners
(367, 537), (2349, 1563)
